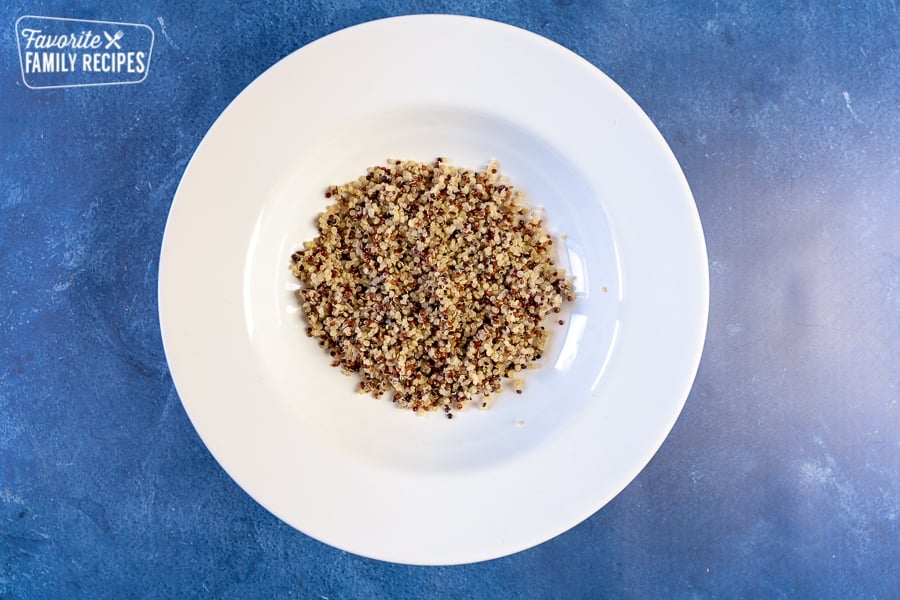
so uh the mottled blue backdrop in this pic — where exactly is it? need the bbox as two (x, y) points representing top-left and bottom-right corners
(2, 1), (898, 598)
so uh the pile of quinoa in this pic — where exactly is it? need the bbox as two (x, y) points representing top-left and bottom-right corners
(289, 158), (573, 416)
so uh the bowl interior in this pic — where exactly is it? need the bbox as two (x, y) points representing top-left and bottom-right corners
(244, 106), (622, 474)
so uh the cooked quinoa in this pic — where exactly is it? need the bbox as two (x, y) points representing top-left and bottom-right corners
(289, 158), (573, 415)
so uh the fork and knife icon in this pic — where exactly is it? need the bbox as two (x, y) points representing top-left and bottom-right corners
(103, 30), (124, 49)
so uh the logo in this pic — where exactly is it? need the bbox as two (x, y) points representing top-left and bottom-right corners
(16, 15), (154, 89)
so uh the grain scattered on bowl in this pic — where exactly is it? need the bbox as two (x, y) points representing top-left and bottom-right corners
(289, 158), (573, 414)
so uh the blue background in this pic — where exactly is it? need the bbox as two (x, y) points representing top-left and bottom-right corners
(2, 1), (898, 597)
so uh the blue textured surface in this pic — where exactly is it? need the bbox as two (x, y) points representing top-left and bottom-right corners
(2, 1), (898, 597)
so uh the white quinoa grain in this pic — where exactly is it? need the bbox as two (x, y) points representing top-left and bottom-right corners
(290, 158), (573, 414)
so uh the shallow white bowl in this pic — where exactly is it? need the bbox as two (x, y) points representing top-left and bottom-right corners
(159, 15), (709, 565)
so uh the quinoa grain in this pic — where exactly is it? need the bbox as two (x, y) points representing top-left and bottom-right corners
(290, 158), (572, 414)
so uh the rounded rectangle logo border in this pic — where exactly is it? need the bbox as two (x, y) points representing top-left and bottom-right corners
(16, 15), (155, 90)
